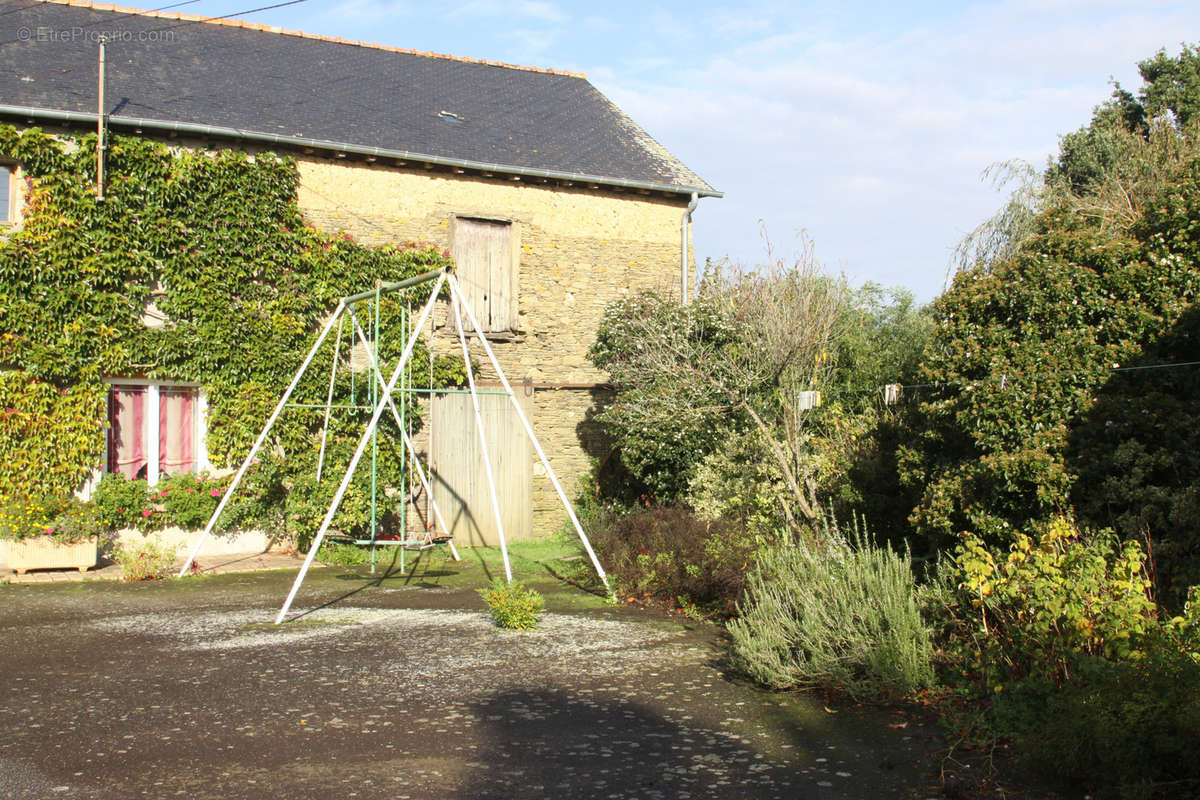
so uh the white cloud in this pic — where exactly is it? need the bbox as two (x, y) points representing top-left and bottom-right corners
(589, 0), (1200, 299)
(449, 0), (568, 23)
(499, 26), (562, 61)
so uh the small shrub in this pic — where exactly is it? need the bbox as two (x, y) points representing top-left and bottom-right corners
(47, 497), (103, 544)
(91, 473), (153, 532)
(114, 536), (177, 581)
(949, 516), (1156, 688)
(729, 514), (935, 700)
(0, 495), (58, 541)
(478, 580), (545, 630)
(0, 495), (102, 544)
(937, 517), (1200, 796)
(588, 505), (757, 615)
(158, 472), (225, 530)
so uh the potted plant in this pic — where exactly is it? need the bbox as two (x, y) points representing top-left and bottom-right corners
(1, 495), (101, 575)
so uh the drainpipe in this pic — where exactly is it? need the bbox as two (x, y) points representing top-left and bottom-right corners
(681, 191), (699, 304)
(96, 35), (107, 201)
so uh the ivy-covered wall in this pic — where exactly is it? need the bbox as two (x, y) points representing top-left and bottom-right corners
(0, 125), (459, 525)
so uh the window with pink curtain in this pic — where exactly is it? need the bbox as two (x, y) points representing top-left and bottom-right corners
(108, 386), (148, 479)
(159, 387), (196, 475)
(107, 384), (199, 480)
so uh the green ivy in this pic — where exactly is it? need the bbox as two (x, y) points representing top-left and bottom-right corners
(0, 126), (463, 529)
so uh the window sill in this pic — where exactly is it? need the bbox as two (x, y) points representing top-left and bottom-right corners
(442, 327), (525, 343)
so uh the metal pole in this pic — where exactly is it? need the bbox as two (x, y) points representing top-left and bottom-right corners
(349, 315), (459, 561)
(370, 288), (379, 574)
(315, 314), (344, 483)
(341, 267), (447, 306)
(275, 272), (446, 623)
(179, 303), (346, 576)
(399, 300), (408, 572)
(427, 308), (435, 538)
(96, 36), (106, 202)
(451, 286), (512, 583)
(448, 276), (613, 597)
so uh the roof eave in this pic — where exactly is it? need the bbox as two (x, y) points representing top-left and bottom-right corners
(0, 104), (723, 198)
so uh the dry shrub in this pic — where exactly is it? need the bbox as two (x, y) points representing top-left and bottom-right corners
(589, 506), (758, 615)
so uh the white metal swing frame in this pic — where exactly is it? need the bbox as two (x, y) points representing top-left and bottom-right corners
(178, 266), (613, 623)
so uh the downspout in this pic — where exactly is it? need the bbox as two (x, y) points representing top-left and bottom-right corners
(96, 35), (107, 201)
(681, 191), (699, 304)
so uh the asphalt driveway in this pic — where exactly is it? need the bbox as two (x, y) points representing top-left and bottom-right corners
(0, 564), (959, 799)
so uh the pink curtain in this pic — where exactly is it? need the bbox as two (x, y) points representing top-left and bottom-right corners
(159, 388), (195, 475)
(108, 387), (147, 479)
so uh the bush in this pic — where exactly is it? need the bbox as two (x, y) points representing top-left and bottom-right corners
(157, 472), (226, 530)
(478, 580), (545, 630)
(90, 471), (234, 534)
(114, 536), (177, 581)
(993, 634), (1200, 798)
(46, 497), (104, 544)
(948, 516), (1156, 688)
(588, 505), (759, 615)
(0, 494), (105, 545)
(939, 516), (1200, 796)
(91, 474), (153, 532)
(729, 515), (935, 700)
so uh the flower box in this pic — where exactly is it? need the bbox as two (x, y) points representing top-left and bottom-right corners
(7, 537), (97, 575)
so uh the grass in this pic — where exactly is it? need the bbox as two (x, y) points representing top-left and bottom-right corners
(309, 537), (611, 612)
(0, 538), (612, 615)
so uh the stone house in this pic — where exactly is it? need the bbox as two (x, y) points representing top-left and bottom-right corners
(0, 0), (718, 545)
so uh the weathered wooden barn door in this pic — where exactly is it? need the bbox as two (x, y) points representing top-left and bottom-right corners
(429, 390), (533, 547)
(451, 217), (516, 333)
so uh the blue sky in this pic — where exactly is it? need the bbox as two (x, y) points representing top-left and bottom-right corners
(171, 0), (1200, 300)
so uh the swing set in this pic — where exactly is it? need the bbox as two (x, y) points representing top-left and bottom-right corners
(178, 265), (613, 623)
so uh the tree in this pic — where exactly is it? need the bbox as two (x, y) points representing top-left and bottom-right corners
(590, 249), (930, 540)
(905, 44), (1200, 602)
(591, 255), (847, 528)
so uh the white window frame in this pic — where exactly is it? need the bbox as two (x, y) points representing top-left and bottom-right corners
(104, 379), (210, 487)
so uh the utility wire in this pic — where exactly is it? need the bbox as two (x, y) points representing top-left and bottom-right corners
(148, 0), (308, 33)
(817, 358), (1200, 404)
(0, 0), (307, 55)
(0, 0), (203, 46)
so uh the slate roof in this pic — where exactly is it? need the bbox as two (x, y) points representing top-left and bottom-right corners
(0, 0), (717, 195)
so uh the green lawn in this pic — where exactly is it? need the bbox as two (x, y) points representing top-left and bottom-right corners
(315, 536), (611, 610)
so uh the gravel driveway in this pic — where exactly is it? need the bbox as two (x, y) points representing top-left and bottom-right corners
(0, 568), (955, 799)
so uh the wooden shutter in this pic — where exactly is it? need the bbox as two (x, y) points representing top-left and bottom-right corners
(451, 218), (515, 332)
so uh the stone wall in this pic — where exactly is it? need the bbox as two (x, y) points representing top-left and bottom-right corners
(297, 156), (692, 536)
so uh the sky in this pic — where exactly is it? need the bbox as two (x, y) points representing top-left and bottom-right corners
(142, 0), (1200, 301)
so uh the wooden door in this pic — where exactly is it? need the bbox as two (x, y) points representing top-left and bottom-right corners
(429, 390), (533, 547)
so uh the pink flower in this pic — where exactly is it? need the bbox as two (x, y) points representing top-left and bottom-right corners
(210, 489), (222, 497)
(43, 527), (55, 535)
(141, 509), (153, 518)
(186, 487), (195, 493)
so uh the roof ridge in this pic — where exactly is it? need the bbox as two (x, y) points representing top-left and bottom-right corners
(37, 0), (586, 78)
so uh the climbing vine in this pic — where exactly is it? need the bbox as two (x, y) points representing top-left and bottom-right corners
(0, 125), (463, 534)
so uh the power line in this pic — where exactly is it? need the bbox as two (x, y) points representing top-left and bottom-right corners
(0, 0), (307, 54)
(818, 358), (1200, 405)
(148, 0), (308, 33)
(0, 0), (203, 46)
